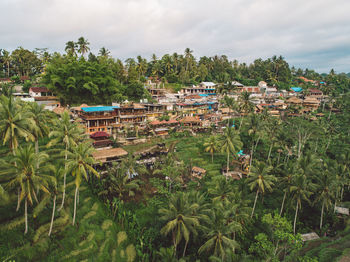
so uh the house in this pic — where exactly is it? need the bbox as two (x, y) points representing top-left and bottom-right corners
(307, 88), (323, 101)
(90, 131), (112, 148)
(180, 116), (201, 127)
(286, 96), (303, 105)
(303, 97), (320, 111)
(29, 86), (53, 97)
(241, 86), (261, 95)
(117, 103), (147, 124)
(80, 106), (119, 134)
(182, 86), (216, 95)
(191, 166), (206, 180)
(143, 103), (166, 121)
(147, 87), (166, 99)
(200, 82), (216, 88)
(231, 81), (244, 87)
(12, 93), (34, 102)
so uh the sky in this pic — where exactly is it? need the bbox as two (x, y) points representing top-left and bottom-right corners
(1, 0), (350, 73)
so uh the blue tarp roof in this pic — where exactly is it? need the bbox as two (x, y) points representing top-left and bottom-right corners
(199, 94), (208, 97)
(291, 87), (303, 92)
(82, 106), (119, 112)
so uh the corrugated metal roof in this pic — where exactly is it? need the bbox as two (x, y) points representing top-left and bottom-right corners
(81, 106), (119, 112)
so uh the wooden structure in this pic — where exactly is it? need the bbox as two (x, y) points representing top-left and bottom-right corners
(303, 97), (320, 111)
(180, 116), (201, 127)
(90, 131), (112, 148)
(92, 147), (128, 163)
(191, 166), (207, 180)
(301, 232), (320, 242)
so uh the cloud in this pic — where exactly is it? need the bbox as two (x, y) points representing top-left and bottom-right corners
(1, 0), (349, 73)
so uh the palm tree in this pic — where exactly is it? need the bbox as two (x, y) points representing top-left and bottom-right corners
(204, 136), (219, 163)
(65, 41), (77, 56)
(2, 50), (11, 77)
(77, 37), (90, 57)
(220, 127), (243, 173)
(0, 145), (55, 234)
(47, 111), (84, 211)
(238, 91), (254, 130)
(0, 96), (35, 155)
(246, 113), (262, 168)
(184, 48), (193, 73)
(198, 202), (241, 260)
(159, 191), (200, 258)
(98, 47), (111, 58)
(279, 163), (295, 216)
(102, 161), (140, 200)
(290, 174), (314, 234)
(48, 167), (63, 236)
(315, 161), (336, 229)
(26, 102), (49, 154)
(221, 95), (237, 126)
(66, 142), (99, 225)
(246, 161), (276, 217)
(207, 175), (235, 203)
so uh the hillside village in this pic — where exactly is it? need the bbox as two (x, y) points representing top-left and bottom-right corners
(1, 76), (336, 166)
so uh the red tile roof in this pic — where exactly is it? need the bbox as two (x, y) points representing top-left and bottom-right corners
(90, 131), (110, 138)
(30, 86), (49, 93)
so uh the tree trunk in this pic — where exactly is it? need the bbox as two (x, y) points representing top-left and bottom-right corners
(227, 151), (230, 173)
(293, 202), (299, 234)
(48, 195), (56, 236)
(267, 143), (273, 161)
(58, 147), (68, 211)
(249, 143), (254, 172)
(320, 201), (324, 230)
(277, 151), (281, 164)
(251, 190), (259, 218)
(24, 198), (28, 234)
(183, 240), (188, 257)
(35, 139), (39, 154)
(16, 188), (21, 211)
(211, 152), (214, 163)
(238, 115), (243, 130)
(72, 186), (79, 225)
(280, 191), (287, 216)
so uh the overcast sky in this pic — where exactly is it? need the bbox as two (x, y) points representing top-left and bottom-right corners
(1, 0), (350, 73)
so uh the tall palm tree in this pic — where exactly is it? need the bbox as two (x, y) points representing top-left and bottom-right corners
(220, 127), (243, 173)
(315, 161), (336, 229)
(222, 95), (237, 126)
(198, 202), (241, 260)
(47, 111), (84, 211)
(159, 192), (201, 258)
(0, 96), (35, 155)
(207, 175), (235, 203)
(238, 91), (254, 130)
(2, 50), (11, 77)
(48, 167), (62, 236)
(65, 41), (77, 57)
(279, 163), (295, 216)
(102, 161), (140, 200)
(0, 145), (55, 234)
(98, 47), (111, 58)
(66, 142), (99, 225)
(184, 48), (193, 73)
(246, 161), (276, 217)
(290, 174), (315, 234)
(77, 37), (90, 57)
(204, 135), (219, 163)
(26, 102), (49, 154)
